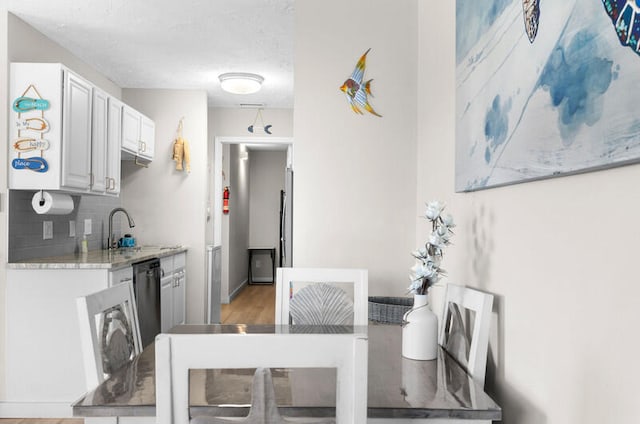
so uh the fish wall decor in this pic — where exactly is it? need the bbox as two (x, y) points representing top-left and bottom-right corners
(523, 0), (541, 43)
(602, 0), (640, 56)
(340, 48), (381, 117)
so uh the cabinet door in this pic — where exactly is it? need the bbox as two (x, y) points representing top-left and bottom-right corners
(61, 71), (92, 190)
(106, 97), (123, 195)
(121, 105), (140, 154)
(139, 115), (155, 159)
(160, 276), (173, 332)
(173, 269), (186, 327)
(90, 88), (108, 193)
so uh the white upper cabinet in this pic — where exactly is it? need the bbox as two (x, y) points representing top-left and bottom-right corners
(106, 97), (123, 195)
(140, 114), (155, 160)
(10, 63), (93, 192)
(122, 104), (155, 163)
(90, 87), (108, 193)
(61, 70), (93, 190)
(9, 62), (154, 193)
(122, 104), (141, 153)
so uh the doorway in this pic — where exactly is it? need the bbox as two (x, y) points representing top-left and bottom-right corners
(212, 136), (293, 322)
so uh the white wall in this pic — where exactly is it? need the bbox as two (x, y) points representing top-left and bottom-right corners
(223, 144), (251, 300)
(121, 89), (208, 324)
(419, 2), (640, 423)
(294, 0), (418, 295)
(209, 108), (293, 139)
(249, 150), (286, 279)
(7, 13), (121, 98)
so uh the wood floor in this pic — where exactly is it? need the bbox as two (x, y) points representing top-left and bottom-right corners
(0, 420), (83, 424)
(221, 283), (276, 324)
(3, 284), (273, 424)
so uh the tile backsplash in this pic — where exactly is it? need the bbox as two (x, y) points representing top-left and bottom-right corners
(8, 189), (123, 262)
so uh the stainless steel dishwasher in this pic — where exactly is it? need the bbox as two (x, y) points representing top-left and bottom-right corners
(132, 258), (161, 347)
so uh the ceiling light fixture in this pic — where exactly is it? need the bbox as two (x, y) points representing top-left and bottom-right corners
(219, 72), (264, 95)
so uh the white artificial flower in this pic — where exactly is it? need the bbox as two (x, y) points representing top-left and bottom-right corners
(412, 246), (428, 260)
(411, 262), (437, 281)
(407, 279), (422, 293)
(409, 200), (454, 295)
(424, 200), (445, 221)
(442, 213), (455, 229)
(429, 233), (446, 250)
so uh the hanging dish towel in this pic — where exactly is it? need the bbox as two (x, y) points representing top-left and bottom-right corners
(172, 136), (191, 172)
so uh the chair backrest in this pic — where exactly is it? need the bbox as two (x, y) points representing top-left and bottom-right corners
(275, 267), (368, 325)
(438, 283), (493, 387)
(76, 281), (142, 391)
(155, 331), (368, 424)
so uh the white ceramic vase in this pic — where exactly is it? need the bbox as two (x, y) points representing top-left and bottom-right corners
(402, 294), (438, 360)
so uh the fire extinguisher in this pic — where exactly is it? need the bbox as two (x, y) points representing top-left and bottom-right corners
(223, 186), (230, 214)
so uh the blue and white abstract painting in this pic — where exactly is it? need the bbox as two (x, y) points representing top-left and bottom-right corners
(455, 0), (640, 192)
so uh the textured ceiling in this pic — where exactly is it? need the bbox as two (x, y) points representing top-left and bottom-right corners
(6, 0), (294, 108)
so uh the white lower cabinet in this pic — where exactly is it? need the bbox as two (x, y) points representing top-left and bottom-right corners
(5, 268), (114, 414)
(160, 273), (174, 332)
(173, 268), (186, 327)
(5, 251), (185, 417)
(160, 252), (187, 331)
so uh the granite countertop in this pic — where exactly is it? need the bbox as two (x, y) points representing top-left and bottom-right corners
(7, 245), (188, 270)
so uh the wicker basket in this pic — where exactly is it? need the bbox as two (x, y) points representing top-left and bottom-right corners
(368, 296), (413, 324)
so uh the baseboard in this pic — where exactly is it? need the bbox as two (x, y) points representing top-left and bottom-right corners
(249, 277), (273, 283)
(0, 401), (72, 418)
(227, 278), (248, 303)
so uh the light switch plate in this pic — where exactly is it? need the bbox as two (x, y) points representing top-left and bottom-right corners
(69, 220), (76, 237)
(84, 219), (92, 235)
(43, 221), (53, 240)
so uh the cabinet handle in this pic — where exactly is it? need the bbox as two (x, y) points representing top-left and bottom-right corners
(139, 141), (146, 153)
(120, 277), (133, 283)
(110, 177), (116, 190)
(89, 173), (94, 187)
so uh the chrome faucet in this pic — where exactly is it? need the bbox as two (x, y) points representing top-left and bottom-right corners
(108, 207), (136, 249)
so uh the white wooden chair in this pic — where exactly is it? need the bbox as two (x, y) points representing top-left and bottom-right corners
(155, 331), (368, 424)
(76, 281), (142, 391)
(438, 284), (494, 387)
(275, 268), (368, 325)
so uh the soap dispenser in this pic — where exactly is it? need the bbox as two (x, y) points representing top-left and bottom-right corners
(81, 234), (88, 254)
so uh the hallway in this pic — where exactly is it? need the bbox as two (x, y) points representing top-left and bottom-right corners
(220, 284), (275, 324)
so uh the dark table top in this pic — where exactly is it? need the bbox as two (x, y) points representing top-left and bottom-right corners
(73, 324), (501, 420)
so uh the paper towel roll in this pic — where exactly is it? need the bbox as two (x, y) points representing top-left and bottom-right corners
(31, 191), (74, 215)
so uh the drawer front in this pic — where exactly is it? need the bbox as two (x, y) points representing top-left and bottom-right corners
(161, 255), (174, 277)
(173, 252), (186, 269)
(109, 265), (133, 287)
